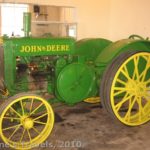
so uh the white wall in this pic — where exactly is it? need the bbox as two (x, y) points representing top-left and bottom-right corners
(73, 0), (110, 39)
(0, 0), (111, 40)
(109, 0), (150, 41)
(1, 0), (150, 41)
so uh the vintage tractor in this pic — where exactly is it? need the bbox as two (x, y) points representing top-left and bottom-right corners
(0, 13), (149, 149)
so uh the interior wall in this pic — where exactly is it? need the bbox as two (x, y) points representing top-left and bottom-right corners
(73, 0), (110, 39)
(0, 0), (111, 40)
(1, 0), (150, 41)
(33, 0), (111, 40)
(109, 0), (150, 41)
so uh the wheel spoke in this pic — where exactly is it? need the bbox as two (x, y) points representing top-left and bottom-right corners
(142, 55), (149, 61)
(8, 124), (21, 140)
(141, 95), (150, 118)
(145, 79), (150, 84)
(140, 68), (148, 82)
(113, 87), (128, 91)
(115, 93), (133, 112)
(116, 78), (126, 85)
(20, 128), (26, 143)
(123, 65), (130, 78)
(32, 127), (40, 134)
(33, 113), (48, 121)
(30, 98), (34, 113)
(4, 117), (20, 120)
(113, 89), (126, 96)
(3, 124), (21, 131)
(124, 96), (136, 121)
(27, 129), (32, 143)
(137, 97), (144, 121)
(34, 120), (47, 125)
(30, 103), (43, 116)
(20, 100), (25, 116)
(120, 68), (131, 81)
(10, 106), (22, 118)
(143, 100), (150, 112)
(133, 56), (140, 81)
(142, 95), (150, 105)
(139, 60), (150, 82)
(141, 54), (150, 81)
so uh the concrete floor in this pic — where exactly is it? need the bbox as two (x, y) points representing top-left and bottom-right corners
(38, 102), (150, 150)
(0, 102), (150, 150)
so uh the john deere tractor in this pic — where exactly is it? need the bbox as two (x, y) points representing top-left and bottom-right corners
(0, 13), (149, 149)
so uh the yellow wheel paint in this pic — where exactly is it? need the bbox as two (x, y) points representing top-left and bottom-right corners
(84, 97), (100, 103)
(0, 94), (54, 150)
(22, 118), (34, 130)
(0, 37), (3, 44)
(111, 52), (150, 126)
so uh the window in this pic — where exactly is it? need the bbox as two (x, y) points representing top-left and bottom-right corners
(31, 5), (77, 38)
(1, 4), (28, 37)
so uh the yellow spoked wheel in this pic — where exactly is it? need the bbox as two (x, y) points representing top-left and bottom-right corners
(101, 51), (150, 126)
(0, 93), (54, 149)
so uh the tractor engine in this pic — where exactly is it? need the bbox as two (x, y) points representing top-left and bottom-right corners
(0, 36), (112, 104)
(16, 55), (65, 91)
(0, 37), (76, 101)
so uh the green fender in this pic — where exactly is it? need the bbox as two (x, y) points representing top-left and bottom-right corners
(94, 39), (150, 84)
(75, 38), (112, 61)
(95, 39), (150, 66)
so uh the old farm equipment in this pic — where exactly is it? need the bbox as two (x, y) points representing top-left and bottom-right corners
(0, 13), (149, 149)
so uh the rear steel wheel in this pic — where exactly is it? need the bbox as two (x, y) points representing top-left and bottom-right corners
(101, 51), (150, 126)
(0, 93), (54, 149)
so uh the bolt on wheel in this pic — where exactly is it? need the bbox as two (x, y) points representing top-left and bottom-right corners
(0, 93), (54, 149)
(101, 51), (150, 126)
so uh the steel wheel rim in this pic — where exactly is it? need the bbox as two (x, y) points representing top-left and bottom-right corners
(0, 95), (54, 149)
(111, 52), (150, 126)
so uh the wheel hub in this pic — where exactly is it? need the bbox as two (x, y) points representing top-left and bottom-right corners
(21, 116), (34, 129)
(136, 83), (146, 97)
(126, 80), (146, 97)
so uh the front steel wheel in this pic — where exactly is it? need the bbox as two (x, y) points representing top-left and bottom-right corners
(101, 51), (150, 126)
(0, 93), (54, 149)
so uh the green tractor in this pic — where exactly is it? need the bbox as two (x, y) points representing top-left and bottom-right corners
(0, 13), (149, 150)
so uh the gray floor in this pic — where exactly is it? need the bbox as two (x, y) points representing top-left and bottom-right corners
(0, 102), (150, 150)
(38, 102), (150, 150)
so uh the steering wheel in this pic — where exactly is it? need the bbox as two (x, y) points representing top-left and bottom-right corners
(128, 34), (145, 40)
